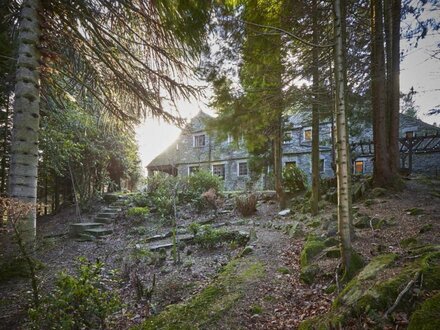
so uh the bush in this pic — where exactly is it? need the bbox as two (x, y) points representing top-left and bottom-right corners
(194, 225), (249, 249)
(146, 173), (179, 217)
(130, 193), (150, 207)
(187, 170), (223, 198)
(29, 258), (120, 329)
(283, 164), (308, 192)
(235, 194), (257, 216)
(127, 206), (149, 218)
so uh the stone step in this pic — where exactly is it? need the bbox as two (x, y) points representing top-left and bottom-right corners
(70, 223), (104, 236)
(97, 212), (117, 219)
(84, 227), (113, 237)
(95, 217), (114, 224)
(104, 207), (121, 212)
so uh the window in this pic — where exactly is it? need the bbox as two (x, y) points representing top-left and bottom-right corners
(176, 143), (179, 150)
(319, 159), (325, 173)
(304, 128), (312, 141)
(227, 133), (234, 144)
(354, 161), (364, 174)
(285, 161), (297, 168)
(193, 134), (206, 147)
(188, 166), (200, 175)
(405, 131), (414, 139)
(283, 131), (292, 144)
(212, 164), (225, 180)
(238, 162), (248, 176)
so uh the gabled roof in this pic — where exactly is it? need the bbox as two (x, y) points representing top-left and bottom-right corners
(147, 111), (213, 168)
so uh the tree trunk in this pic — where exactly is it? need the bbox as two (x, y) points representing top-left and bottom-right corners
(8, 0), (42, 240)
(371, 0), (401, 187)
(311, 0), (320, 216)
(388, 0), (401, 176)
(1, 95), (10, 195)
(333, 0), (353, 275)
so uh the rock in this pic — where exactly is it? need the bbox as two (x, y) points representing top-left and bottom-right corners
(278, 209), (291, 216)
(354, 215), (386, 229)
(84, 227), (113, 237)
(419, 224), (433, 234)
(371, 187), (387, 198)
(324, 246), (341, 258)
(408, 293), (440, 330)
(239, 246), (254, 257)
(69, 222), (103, 236)
(405, 208), (424, 216)
(300, 264), (319, 284)
(324, 236), (339, 247)
(285, 221), (303, 238)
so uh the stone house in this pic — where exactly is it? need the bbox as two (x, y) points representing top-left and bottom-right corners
(147, 111), (440, 190)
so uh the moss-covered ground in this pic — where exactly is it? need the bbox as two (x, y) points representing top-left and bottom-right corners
(136, 257), (265, 330)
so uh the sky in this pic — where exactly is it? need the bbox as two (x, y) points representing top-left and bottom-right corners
(136, 20), (440, 173)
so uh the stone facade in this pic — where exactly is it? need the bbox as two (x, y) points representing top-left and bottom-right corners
(147, 112), (440, 191)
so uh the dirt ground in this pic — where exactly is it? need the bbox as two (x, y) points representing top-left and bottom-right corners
(0, 176), (439, 329)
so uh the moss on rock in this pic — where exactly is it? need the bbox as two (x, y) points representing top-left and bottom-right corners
(408, 293), (440, 330)
(137, 258), (264, 329)
(300, 237), (325, 267)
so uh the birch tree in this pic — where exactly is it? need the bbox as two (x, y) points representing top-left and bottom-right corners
(333, 0), (353, 275)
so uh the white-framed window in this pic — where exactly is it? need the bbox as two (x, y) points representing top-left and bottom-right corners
(238, 162), (248, 176)
(354, 160), (364, 174)
(193, 134), (206, 147)
(212, 164), (226, 180)
(303, 128), (312, 141)
(188, 165), (200, 175)
(283, 131), (292, 144)
(227, 133), (234, 144)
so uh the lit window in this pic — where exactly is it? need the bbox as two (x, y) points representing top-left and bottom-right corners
(354, 161), (364, 174)
(193, 134), (206, 147)
(212, 164), (225, 180)
(238, 162), (248, 176)
(405, 131), (414, 139)
(283, 131), (292, 144)
(188, 166), (200, 175)
(304, 128), (312, 141)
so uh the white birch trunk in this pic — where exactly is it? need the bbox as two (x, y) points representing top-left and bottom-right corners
(8, 0), (42, 240)
(333, 0), (353, 272)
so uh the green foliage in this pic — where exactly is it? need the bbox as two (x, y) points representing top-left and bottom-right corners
(130, 193), (150, 207)
(145, 171), (223, 217)
(127, 207), (149, 218)
(0, 257), (44, 283)
(187, 170), (223, 197)
(194, 225), (249, 249)
(29, 258), (120, 330)
(283, 164), (308, 192)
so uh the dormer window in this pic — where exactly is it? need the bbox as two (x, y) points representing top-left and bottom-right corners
(193, 134), (206, 147)
(304, 128), (312, 141)
(283, 131), (292, 144)
(405, 131), (414, 139)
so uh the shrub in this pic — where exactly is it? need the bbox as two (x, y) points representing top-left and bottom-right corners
(29, 258), (120, 329)
(235, 194), (257, 216)
(130, 193), (150, 207)
(127, 206), (149, 218)
(194, 225), (249, 249)
(282, 164), (308, 192)
(187, 170), (223, 198)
